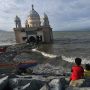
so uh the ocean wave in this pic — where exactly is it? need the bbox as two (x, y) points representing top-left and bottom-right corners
(61, 55), (90, 64)
(31, 48), (58, 58)
(31, 49), (90, 64)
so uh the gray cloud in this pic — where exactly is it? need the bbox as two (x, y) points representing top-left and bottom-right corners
(0, 0), (90, 31)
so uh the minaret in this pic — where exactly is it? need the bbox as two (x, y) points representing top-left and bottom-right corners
(32, 4), (34, 10)
(43, 13), (50, 27)
(25, 20), (29, 28)
(15, 15), (21, 28)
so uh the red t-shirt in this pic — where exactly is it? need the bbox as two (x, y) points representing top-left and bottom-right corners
(70, 65), (84, 80)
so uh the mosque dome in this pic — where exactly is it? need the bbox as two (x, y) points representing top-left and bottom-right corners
(26, 5), (41, 28)
(29, 7), (40, 18)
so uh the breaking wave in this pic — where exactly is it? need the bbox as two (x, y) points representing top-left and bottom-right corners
(32, 48), (90, 64)
(61, 55), (90, 64)
(31, 48), (58, 58)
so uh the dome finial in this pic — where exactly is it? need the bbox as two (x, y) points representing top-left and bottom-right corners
(32, 4), (34, 10)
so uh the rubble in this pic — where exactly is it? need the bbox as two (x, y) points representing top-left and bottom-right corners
(32, 63), (65, 75)
(0, 44), (90, 90)
(0, 75), (90, 90)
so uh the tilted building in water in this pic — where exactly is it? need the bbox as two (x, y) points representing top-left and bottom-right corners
(13, 5), (53, 43)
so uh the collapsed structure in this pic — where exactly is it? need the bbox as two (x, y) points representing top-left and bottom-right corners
(13, 5), (53, 44)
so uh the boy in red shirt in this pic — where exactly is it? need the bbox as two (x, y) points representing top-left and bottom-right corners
(69, 58), (84, 86)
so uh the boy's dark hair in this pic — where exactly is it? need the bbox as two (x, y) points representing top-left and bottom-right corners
(85, 64), (90, 70)
(75, 58), (82, 65)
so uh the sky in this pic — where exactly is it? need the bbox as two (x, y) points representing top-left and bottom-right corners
(0, 0), (90, 31)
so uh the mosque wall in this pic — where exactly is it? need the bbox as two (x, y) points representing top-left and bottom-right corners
(37, 31), (44, 42)
(14, 29), (21, 43)
(14, 30), (26, 43)
(42, 27), (53, 43)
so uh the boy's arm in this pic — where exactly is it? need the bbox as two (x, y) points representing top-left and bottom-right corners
(81, 67), (84, 78)
(70, 68), (73, 81)
(71, 68), (73, 72)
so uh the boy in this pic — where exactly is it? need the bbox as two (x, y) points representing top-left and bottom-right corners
(69, 58), (84, 86)
(84, 64), (90, 77)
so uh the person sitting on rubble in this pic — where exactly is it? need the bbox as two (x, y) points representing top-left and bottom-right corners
(84, 64), (90, 78)
(69, 58), (84, 86)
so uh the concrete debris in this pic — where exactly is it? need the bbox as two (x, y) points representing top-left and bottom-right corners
(0, 75), (90, 90)
(0, 76), (8, 90)
(32, 63), (64, 75)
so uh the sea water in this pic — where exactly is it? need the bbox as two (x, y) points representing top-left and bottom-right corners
(31, 31), (90, 64)
(0, 31), (90, 71)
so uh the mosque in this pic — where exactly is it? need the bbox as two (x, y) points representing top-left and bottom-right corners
(13, 5), (53, 44)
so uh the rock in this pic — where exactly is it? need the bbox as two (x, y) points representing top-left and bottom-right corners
(9, 78), (45, 90)
(9, 78), (31, 90)
(28, 79), (45, 90)
(49, 79), (60, 90)
(65, 78), (90, 90)
(33, 63), (64, 75)
(40, 78), (66, 90)
(0, 75), (90, 90)
(0, 76), (8, 90)
(82, 78), (90, 87)
(9, 78), (18, 89)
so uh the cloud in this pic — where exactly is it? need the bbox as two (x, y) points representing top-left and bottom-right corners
(59, 17), (90, 30)
(0, 0), (90, 31)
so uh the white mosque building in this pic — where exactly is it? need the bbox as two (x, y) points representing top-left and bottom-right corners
(13, 5), (53, 43)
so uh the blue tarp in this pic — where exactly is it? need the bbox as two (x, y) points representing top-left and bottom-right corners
(18, 63), (37, 69)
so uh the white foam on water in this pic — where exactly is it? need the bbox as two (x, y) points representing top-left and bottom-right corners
(61, 55), (90, 64)
(32, 48), (58, 58)
(32, 49), (90, 64)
